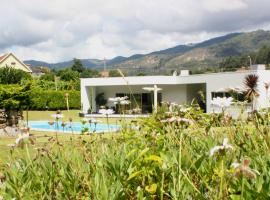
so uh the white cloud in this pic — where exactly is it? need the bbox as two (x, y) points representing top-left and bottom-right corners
(1, 0), (270, 62)
(202, 0), (247, 12)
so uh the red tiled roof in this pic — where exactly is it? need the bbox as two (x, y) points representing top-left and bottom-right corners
(0, 54), (7, 62)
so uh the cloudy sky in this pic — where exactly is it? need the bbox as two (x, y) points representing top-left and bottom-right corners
(2, 0), (270, 62)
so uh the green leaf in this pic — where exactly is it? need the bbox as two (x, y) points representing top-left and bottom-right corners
(145, 183), (157, 194)
(145, 155), (163, 165)
(127, 170), (142, 181)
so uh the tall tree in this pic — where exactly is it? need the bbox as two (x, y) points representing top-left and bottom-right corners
(59, 69), (80, 81)
(71, 58), (85, 73)
(80, 69), (100, 78)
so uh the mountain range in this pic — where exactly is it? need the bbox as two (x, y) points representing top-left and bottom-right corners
(24, 30), (270, 74)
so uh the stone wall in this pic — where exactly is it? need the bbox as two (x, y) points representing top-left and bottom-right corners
(0, 110), (7, 129)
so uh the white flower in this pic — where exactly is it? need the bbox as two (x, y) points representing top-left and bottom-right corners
(209, 138), (233, 156)
(231, 159), (260, 179)
(51, 114), (64, 119)
(231, 162), (241, 168)
(8, 132), (35, 148)
(109, 96), (129, 104)
(15, 133), (30, 145)
(132, 107), (141, 114)
(120, 100), (130, 105)
(161, 117), (194, 125)
(98, 109), (115, 115)
(88, 118), (102, 123)
(211, 97), (233, 108)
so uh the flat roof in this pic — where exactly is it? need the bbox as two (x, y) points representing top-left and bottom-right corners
(80, 70), (263, 87)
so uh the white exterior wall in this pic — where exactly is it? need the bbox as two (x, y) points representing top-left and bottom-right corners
(96, 84), (188, 109)
(256, 70), (270, 109)
(80, 70), (270, 114)
(162, 85), (187, 104)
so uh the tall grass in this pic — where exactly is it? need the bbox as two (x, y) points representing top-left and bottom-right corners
(1, 104), (270, 199)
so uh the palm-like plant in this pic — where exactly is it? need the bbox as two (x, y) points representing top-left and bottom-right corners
(244, 74), (259, 111)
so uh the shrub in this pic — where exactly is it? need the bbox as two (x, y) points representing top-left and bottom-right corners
(58, 69), (80, 81)
(39, 73), (55, 81)
(0, 67), (32, 84)
(29, 89), (80, 110)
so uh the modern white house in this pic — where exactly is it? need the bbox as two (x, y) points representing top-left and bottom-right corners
(81, 65), (270, 115)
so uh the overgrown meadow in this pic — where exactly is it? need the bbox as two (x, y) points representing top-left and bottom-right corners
(1, 102), (270, 200)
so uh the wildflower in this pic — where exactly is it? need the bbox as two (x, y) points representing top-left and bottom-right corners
(211, 97), (233, 108)
(8, 132), (35, 148)
(88, 118), (102, 124)
(0, 172), (5, 187)
(64, 93), (69, 99)
(164, 111), (178, 116)
(231, 159), (260, 179)
(81, 118), (88, 123)
(98, 108), (115, 115)
(61, 122), (66, 128)
(178, 105), (189, 112)
(108, 96), (129, 105)
(132, 107), (141, 114)
(168, 102), (179, 112)
(160, 116), (194, 125)
(51, 114), (64, 119)
(48, 121), (54, 126)
(209, 138), (233, 156)
(120, 100), (131, 105)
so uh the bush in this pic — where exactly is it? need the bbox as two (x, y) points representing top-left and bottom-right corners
(58, 69), (80, 81)
(0, 67), (32, 84)
(39, 73), (55, 81)
(0, 84), (32, 109)
(29, 89), (80, 110)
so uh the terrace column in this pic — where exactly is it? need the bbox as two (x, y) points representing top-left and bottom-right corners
(91, 87), (96, 113)
(153, 85), (158, 113)
(81, 86), (91, 113)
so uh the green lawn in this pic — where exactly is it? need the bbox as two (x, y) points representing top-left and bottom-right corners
(23, 110), (131, 123)
(0, 110), (133, 163)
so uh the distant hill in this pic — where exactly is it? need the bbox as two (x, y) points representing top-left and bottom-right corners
(24, 30), (270, 74)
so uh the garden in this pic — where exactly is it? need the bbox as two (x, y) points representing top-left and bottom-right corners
(1, 100), (270, 199)
(0, 66), (270, 199)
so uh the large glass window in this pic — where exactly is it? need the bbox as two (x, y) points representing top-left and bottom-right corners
(114, 93), (162, 114)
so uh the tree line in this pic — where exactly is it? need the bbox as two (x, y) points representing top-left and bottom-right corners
(219, 45), (270, 71)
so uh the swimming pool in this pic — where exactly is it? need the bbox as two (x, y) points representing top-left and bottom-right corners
(28, 121), (120, 133)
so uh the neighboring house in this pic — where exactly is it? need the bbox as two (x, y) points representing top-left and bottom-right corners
(81, 65), (270, 115)
(100, 70), (109, 77)
(0, 53), (32, 73)
(31, 67), (45, 77)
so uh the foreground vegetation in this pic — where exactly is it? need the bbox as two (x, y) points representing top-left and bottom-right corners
(1, 102), (270, 199)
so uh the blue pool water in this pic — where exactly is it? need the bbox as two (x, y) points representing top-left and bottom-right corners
(28, 121), (120, 133)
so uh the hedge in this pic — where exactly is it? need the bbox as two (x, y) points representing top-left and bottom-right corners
(29, 89), (81, 110)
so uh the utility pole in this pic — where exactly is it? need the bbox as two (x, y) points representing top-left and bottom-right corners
(248, 56), (252, 67)
(103, 58), (107, 71)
